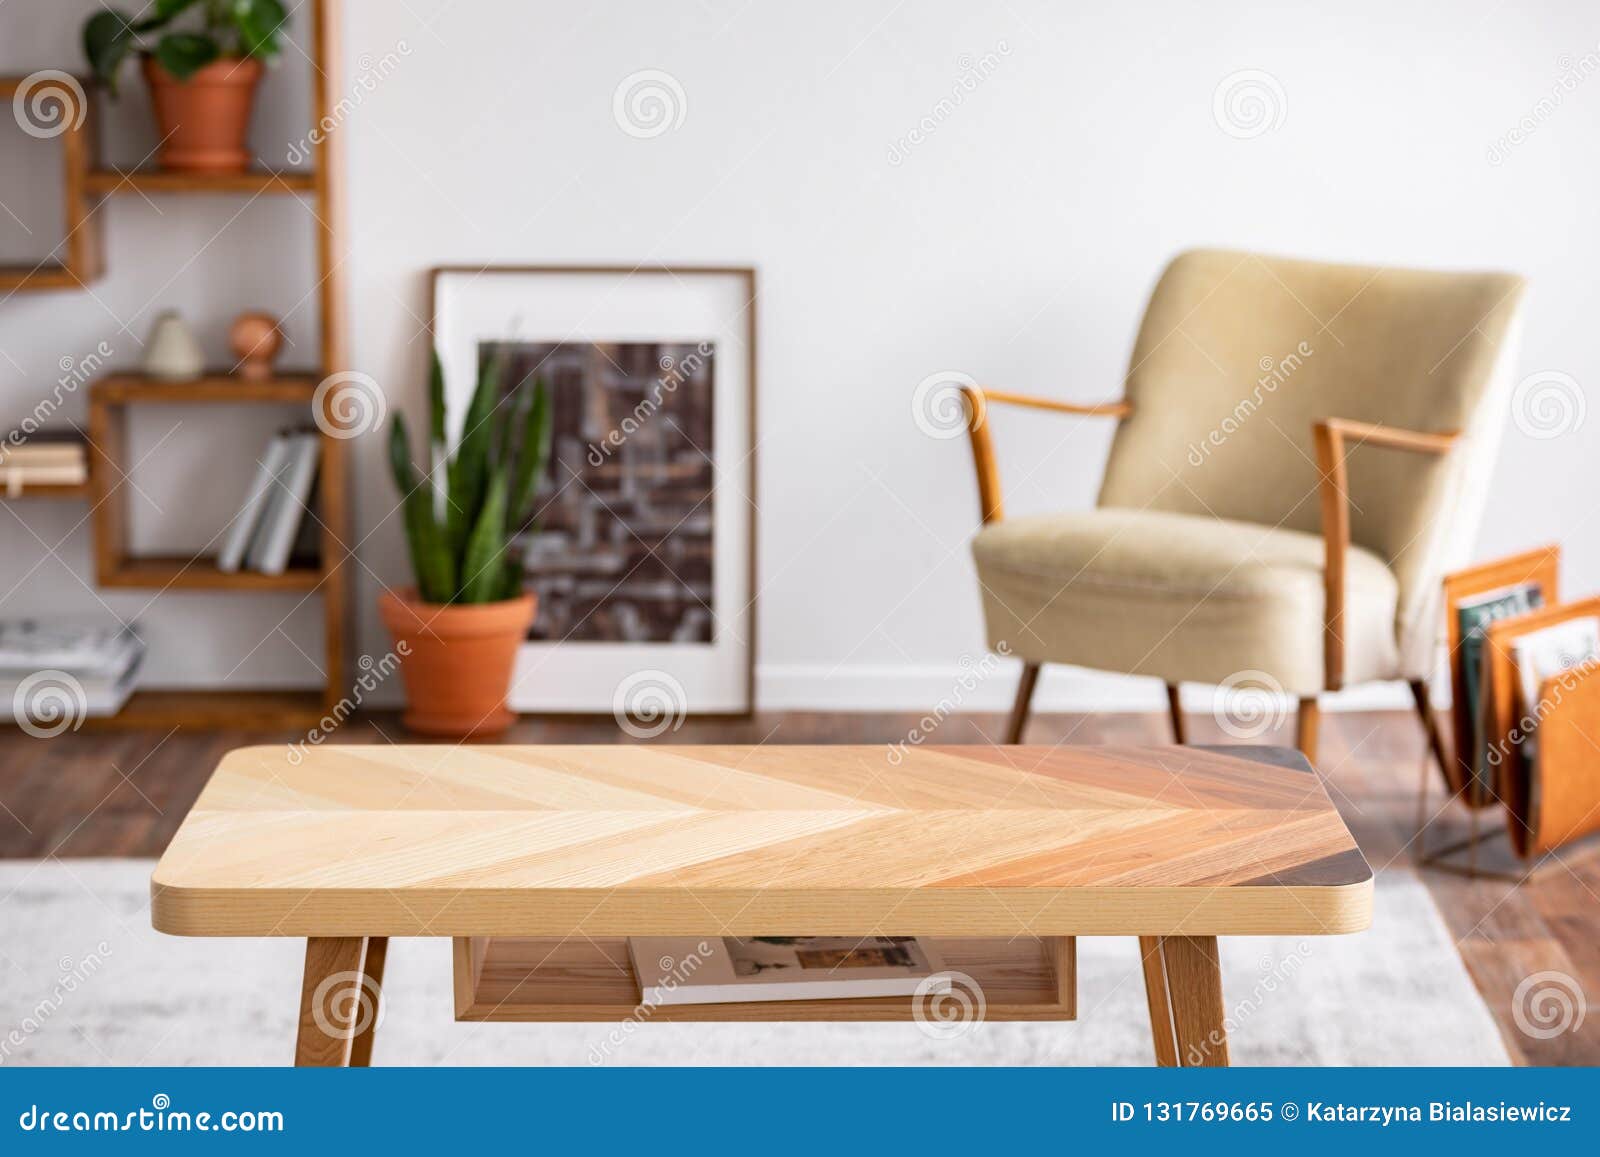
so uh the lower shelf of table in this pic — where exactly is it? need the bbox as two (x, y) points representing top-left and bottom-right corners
(453, 935), (1076, 1022)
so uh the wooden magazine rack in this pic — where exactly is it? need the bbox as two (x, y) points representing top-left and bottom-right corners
(1428, 546), (1600, 875)
(1485, 598), (1600, 859)
(1438, 545), (1559, 802)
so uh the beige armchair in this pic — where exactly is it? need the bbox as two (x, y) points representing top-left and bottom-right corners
(965, 248), (1527, 763)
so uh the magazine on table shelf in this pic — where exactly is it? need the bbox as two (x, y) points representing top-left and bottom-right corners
(629, 936), (949, 1005)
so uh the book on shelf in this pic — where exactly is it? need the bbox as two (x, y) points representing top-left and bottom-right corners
(0, 620), (145, 719)
(247, 432), (321, 575)
(0, 463), (89, 495)
(0, 658), (145, 717)
(217, 434), (293, 572)
(0, 620), (140, 670)
(628, 937), (949, 1006)
(0, 451), (86, 468)
(220, 430), (321, 575)
(0, 430), (86, 465)
(0, 431), (89, 495)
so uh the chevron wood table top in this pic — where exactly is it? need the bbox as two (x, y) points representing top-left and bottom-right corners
(151, 743), (1372, 938)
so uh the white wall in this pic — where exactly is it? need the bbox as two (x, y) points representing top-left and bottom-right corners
(4, 1), (1597, 711)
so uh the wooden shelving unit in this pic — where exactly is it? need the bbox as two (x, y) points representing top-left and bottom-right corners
(0, 480), (91, 500)
(94, 554), (324, 592)
(2, 1), (351, 731)
(90, 372), (318, 404)
(84, 168), (316, 196)
(0, 75), (103, 292)
(87, 373), (334, 600)
(87, 689), (326, 732)
(0, 264), (91, 293)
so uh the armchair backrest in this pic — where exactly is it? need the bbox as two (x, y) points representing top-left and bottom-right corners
(1097, 249), (1527, 673)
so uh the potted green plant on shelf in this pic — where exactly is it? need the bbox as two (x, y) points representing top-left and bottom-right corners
(382, 351), (552, 738)
(83, 1), (290, 174)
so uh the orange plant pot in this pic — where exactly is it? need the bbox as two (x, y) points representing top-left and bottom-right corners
(142, 56), (263, 173)
(378, 589), (536, 739)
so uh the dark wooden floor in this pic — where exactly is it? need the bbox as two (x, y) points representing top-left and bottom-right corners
(2, 707), (1596, 1065)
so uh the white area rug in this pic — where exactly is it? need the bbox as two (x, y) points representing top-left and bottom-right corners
(0, 859), (1509, 1066)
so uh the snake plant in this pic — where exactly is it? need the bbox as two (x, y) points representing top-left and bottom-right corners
(388, 350), (552, 605)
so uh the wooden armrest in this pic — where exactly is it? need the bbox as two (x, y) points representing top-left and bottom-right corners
(960, 386), (1131, 524)
(1312, 418), (1461, 690)
(976, 388), (1133, 420)
(1314, 417), (1459, 455)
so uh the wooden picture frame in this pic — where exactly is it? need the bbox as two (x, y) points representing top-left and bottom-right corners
(428, 265), (757, 716)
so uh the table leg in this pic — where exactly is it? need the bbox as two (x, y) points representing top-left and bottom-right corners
(1138, 935), (1229, 1067)
(348, 937), (387, 1067)
(1138, 937), (1179, 1066)
(294, 936), (385, 1067)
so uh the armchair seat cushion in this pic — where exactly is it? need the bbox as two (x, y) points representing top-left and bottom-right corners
(971, 507), (1399, 694)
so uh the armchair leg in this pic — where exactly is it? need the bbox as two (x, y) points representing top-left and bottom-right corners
(1006, 662), (1041, 744)
(1295, 697), (1319, 763)
(1166, 683), (1187, 744)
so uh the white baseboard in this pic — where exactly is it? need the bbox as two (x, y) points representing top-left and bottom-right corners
(756, 661), (1423, 713)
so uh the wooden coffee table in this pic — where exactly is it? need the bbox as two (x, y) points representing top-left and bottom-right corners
(150, 743), (1371, 1066)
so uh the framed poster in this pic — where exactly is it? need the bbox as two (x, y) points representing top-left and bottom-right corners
(430, 266), (756, 716)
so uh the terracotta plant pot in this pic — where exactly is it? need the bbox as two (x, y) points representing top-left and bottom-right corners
(142, 56), (263, 173)
(379, 589), (536, 739)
